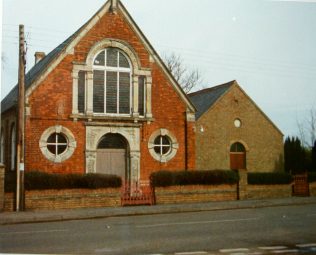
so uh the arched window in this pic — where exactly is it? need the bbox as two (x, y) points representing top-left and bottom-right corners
(11, 124), (16, 170)
(230, 142), (245, 153)
(93, 48), (131, 114)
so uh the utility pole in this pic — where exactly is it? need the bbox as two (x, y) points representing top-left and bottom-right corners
(16, 24), (25, 211)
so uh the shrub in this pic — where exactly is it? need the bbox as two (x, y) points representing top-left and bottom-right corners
(247, 172), (293, 185)
(4, 171), (16, 192)
(150, 170), (174, 187)
(150, 170), (239, 187)
(84, 173), (122, 189)
(21, 171), (122, 190)
(308, 172), (316, 183)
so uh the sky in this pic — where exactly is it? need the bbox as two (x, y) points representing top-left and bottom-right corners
(1, 0), (316, 140)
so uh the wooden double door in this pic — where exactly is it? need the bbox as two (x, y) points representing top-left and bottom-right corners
(96, 133), (129, 181)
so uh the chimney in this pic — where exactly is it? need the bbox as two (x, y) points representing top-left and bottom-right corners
(34, 52), (45, 64)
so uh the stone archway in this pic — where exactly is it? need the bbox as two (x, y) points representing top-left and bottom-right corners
(85, 125), (140, 185)
(96, 133), (130, 181)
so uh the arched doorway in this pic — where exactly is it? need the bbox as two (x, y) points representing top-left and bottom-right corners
(96, 133), (130, 181)
(230, 142), (246, 170)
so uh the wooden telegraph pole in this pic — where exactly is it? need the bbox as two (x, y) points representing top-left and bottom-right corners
(16, 24), (26, 211)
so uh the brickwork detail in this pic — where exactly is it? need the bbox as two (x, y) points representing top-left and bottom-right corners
(238, 169), (248, 200)
(195, 84), (283, 172)
(247, 184), (292, 199)
(4, 188), (121, 212)
(309, 182), (316, 197)
(154, 185), (237, 205)
(0, 7), (195, 180)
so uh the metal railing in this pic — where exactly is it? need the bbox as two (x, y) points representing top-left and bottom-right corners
(121, 182), (155, 206)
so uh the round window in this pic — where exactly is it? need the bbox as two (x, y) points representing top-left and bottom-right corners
(234, 118), (242, 128)
(46, 133), (68, 156)
(153, 135), (172, 156)
(148, 129), (178, 163)
(39, 126), (77, 163)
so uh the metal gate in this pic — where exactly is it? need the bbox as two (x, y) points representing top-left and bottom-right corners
(121, 182), (155, 206)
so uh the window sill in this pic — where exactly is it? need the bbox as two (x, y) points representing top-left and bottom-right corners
(70, 113), (154, 123)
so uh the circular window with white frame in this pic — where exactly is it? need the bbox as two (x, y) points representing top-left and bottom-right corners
(39, 125), (77, 163)
(234, 118), (242, 128)
(148, 129), (178, 163)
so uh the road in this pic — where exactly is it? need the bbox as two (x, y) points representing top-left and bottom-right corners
(1, 204), (316, 254)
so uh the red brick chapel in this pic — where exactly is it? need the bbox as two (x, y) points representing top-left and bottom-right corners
(0, 0), (196, 187)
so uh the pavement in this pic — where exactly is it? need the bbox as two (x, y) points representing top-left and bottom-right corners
(1, 196), (316, 225)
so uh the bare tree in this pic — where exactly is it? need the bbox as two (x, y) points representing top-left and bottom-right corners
(297, 107), (316, 148)
(162, 52), (202, 93)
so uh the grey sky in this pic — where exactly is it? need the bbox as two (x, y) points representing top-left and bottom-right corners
(1, 0), (316, 139)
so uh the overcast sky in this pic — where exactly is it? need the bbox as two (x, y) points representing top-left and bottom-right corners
(1, 0), (316, 140)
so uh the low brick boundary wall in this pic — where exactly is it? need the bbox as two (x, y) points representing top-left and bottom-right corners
(4, 188), (121, 211)
(247, 184), (292, 199)
(310, 182), (316, 197)
(3, 182), (313, 212)
(154, 185), (237, 205)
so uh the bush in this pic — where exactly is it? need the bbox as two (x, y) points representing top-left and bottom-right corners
(4, 171), (16, 192)
(150, 170), (174, 187)
(150, 170), (239, 187)
(247, 172), (293, 185)
(21, 171), (122, 190)
(308, 172), (316, 183)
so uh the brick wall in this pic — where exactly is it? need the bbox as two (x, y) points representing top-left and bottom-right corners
(3, 182), (312, 212)
(310, 182), (316, 197)
(154, 185), (237, 205)
(195, 84), (284, 172)
(4, 188), (121, 212)
(23, 7), (194, 180)
(247, 184), (292, 199)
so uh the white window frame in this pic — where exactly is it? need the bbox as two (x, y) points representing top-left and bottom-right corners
(92, 48), (132, 116)
(148, 129), (178, 163)
(39, 125), (77, 163)
(72, 39), (153, 120)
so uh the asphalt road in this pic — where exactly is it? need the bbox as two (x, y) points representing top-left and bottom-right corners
(1, 204), (316, 254)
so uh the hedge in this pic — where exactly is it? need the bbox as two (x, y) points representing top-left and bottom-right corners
(150, 170), (239, 187)
(247, 172), (293, 185)
(308, 172), (316, 183)
(5, 171), (122, 192)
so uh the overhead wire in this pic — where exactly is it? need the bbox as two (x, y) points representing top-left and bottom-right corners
(2, 24), (316, 83)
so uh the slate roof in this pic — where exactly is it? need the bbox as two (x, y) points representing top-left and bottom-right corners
(188, 80), (235, 120)
(1, 33), (77, 114)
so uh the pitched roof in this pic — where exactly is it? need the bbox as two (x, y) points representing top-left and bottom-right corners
(1, 0), (195, 114)
(1, 35), (75, 113)
(188, 80), (235, 120)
